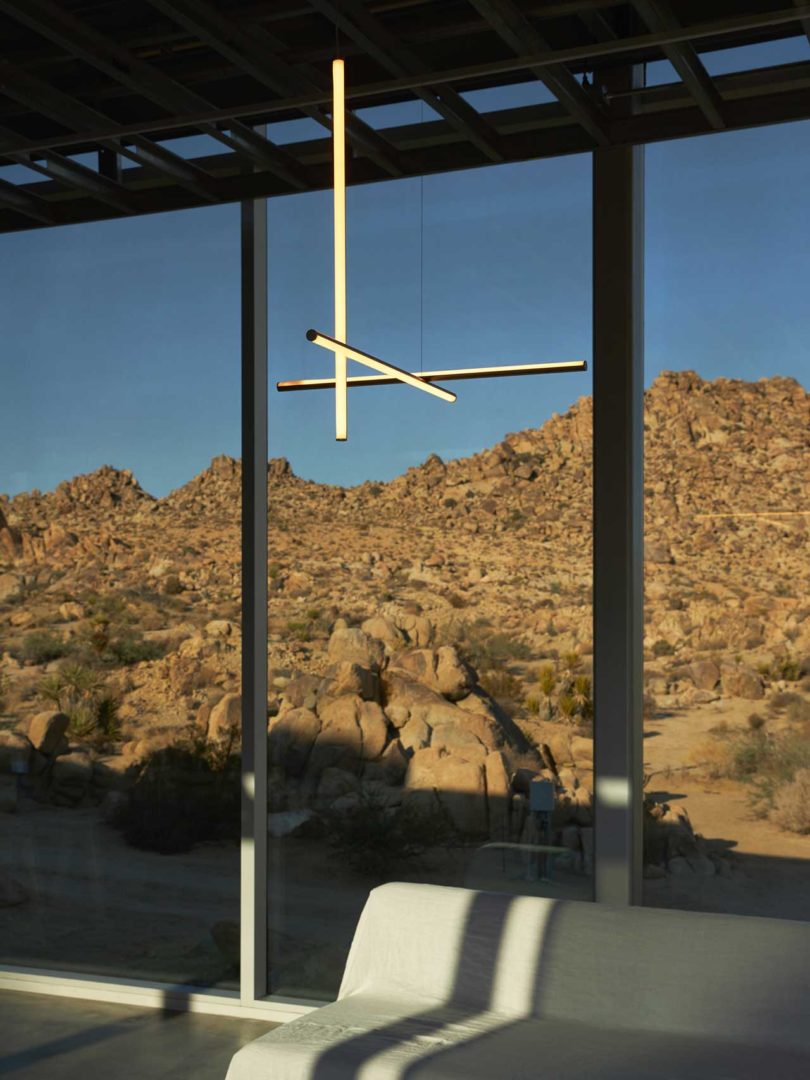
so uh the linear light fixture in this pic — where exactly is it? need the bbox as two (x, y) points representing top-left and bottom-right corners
(333, 59), (348, 441)
(282, 58), (587, 440)
(304, 329), (456, 402)
(278, 358), (587, 392)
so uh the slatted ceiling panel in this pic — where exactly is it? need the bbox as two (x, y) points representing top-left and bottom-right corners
(0, 0), (808, 232)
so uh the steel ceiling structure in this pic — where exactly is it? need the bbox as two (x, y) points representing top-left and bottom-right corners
(0, 0), (808, 232)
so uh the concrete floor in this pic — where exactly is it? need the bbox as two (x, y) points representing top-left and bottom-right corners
(0, 991), (276, 1080)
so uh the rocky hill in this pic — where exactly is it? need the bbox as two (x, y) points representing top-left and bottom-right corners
(0, 371), (808, 875)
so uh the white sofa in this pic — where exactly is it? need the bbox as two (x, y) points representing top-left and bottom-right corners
(227, 882), (810, 1079)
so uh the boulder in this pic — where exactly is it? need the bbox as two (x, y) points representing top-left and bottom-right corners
(58, 601), (85, 621)
(279, 674), (323, 714)
(52, 750), (93, 790)
(27, 711), (70, 756)
(268, 708), (321, 776)
(374, 739), (408, 785)
(327, 628), (384, 671)
(720, 663), (764, 699)
(316, 766), (358, 804)
(207, 693), (241, 744)
(689, 659), (720, 691)
(357, 701), (388, 760)
(309, 697), (363, 776)
(430, 722), (486, 761)
(388, 647), (473, 701)
(485, 751), (510, 837)
(323, 661), (379, 702)
(399, 716), (431, 753)
(405, 747), (487, 834)
(360, 616), (406, 652)
(0, 572), (23, 602)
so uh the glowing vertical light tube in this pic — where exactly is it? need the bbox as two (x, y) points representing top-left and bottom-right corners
(332, 58), (347, 441)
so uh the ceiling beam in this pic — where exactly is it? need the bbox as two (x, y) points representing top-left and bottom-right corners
(0, 173), (56, 223)
(0, 118), (137, 214)
(0, 0), (311, 191)
(0, 5), (806, 160)
(148, 0), (407, 177)
(793, 0), (810, 45)
(309, 0), (506, 162)
(3, 68), (809, 237)
(0, 58), (220, 201)
(632, 0), (726, 129)
(469, 0), (610, 146)
(8, 151), (136, 213)
(578, 7), (619, 42)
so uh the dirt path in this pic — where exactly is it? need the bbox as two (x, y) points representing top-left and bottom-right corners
(643, 700), (810, 919)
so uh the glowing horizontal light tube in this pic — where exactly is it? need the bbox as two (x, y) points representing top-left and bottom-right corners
(332, 58), (347, 441)
(277, 357), (587, 392)
(304, 329), (456, 403)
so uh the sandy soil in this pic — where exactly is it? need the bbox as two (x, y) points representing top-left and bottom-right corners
(643, 699), (810, 919)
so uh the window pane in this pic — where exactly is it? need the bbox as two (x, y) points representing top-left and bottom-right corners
(0, 207), (242, 986)
(642, 123), (810, 919)
(266, 158), (594, 1002)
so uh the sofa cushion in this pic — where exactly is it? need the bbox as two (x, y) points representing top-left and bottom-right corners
(338, 883), (810, 1050)
(226, 999), (810, 1080)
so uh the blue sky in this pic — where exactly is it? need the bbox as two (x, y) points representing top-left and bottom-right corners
(1, 41), (808, 497)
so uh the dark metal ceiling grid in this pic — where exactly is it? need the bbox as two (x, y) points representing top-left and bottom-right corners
(0, 0), (807, 231)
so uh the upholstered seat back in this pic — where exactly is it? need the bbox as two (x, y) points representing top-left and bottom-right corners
(338, 882), (810, 1051)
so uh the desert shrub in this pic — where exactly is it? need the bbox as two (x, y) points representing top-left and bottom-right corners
(786, 698), (810, 724)
(525, 695), (540, 717)
(107, 630), (165, 665)
(324, 793), (456, 878)
(769, 690), (802, 712)
(537, 665), (556, 700)
(554, 693), (576, 724)
(699, 722), (810, 822)
(448, 619), (531, 671)
(162, 575), (184, 596)
(770, 653), (802, 682)
(19, 630), (73, 665)
(38, 664), (121, 747)
(748, 712), (766, 731)
(770, 769), (810, 834)
(446, 592), (467, 609)
(479, 669), (524, 717)
(0, 671), (7, 714)
(652, 639), (675, 658)
(113, 744), (239, 854)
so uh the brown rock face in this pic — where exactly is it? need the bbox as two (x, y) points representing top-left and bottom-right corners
(720, 663), (764, 700)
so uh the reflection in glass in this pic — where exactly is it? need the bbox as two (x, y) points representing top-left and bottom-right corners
(0, 208), (241, 986)
(265, 159), (594, 1001)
